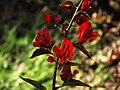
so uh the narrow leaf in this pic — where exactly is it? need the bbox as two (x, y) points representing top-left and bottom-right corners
(73, 42), (92, 59)
(20, 76), (46, 90)
(64, 62), (81, 66)
(30, 48), (53, 59)
(60, 1), (75, 11)
(63, 79), (91, 87)
(76, 11), (91, 20)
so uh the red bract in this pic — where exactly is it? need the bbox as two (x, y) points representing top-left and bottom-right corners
(73, 70), (79, 75)
(43, 13), (60, 24)
(33, 28), (51, 48)
(53, 38), (74, 64)
(78, 21), (100, 42)
(60, 66), (79, 81)
(74, 14), (90, 25)
(47, 56), (56, 63)
(80, 0), (91, 11)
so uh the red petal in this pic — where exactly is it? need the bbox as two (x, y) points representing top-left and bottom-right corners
(60, 66), (73, 81)
(80, 0), (91, 11)
(86, 31), (100, 41)
(72, 70), (79, 78)
(54, 17), (60, 22)
(60, 38), (74, 59)
(59, 58), (68, 64)
(53, 45), (61, 58)
(74, 14), (90, 25)
(43, 13), (52, 23)
(33, 28), (51, 48)
(78, 21), (99, 42)
(53, 39), (74, 64)
(43, 28), (51, 47)
(47, 56), (56, 63)
(73, 70), (79, 75)
(32, 41), (40, 47)
(43, 13), (60, 24)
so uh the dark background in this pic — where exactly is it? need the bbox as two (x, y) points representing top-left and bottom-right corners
(0, 0), (120, 90)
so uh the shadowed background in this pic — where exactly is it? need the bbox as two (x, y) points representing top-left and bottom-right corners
(0, 0), (120, 90)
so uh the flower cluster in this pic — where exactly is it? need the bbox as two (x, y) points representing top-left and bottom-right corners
(31, 0), (100, 88)
(32, 28), (51, 48)
(80, 0), (91, 11)
(78, 21), (100, 42)
(43, 13), (60, 24)
(32, 0), (100, 82)
(60, 66), (79, 81)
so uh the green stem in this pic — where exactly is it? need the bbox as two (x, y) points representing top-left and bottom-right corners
(65, 0), (84, 38)
(55, 22), (66, 31)
(52, 58), (59, 90)
(52, 0), (84, 89)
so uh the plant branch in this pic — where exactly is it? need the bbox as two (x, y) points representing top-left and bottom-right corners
(52, 0), (84, 89)
(65, 0), (84, 38)
(55, 22), (66, 31)
(52, 58), (59, 90)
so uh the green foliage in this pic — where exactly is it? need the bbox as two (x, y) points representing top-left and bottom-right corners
(0, 0), (119, 89)
(62, 79), (91, 87)
(0, 23), (115, 90)
(0, 25), (54, 90)
(20, 76), (46, 90)
(30, 48), (53, 59)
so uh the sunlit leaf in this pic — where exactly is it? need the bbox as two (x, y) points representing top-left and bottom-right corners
(20, 76), (46, 90)
(30, 48), (53, 59)
(73, 42), (92, 59)
(60, 1), (75, 12)
(62, 79), (91, 87)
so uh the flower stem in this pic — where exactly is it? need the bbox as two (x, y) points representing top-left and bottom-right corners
(52, 58), (59, 90)
(52, 0), (84, 89)
(65, 0), (84, 38)
(55, 22), (66, 31)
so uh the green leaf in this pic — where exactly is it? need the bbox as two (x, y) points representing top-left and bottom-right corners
(30, 48), (53, 59)
(73, 42), (92, 59)
(20, 76), (46, 90)
(64, 62), (81, 66)
(62, 79), (91, 87)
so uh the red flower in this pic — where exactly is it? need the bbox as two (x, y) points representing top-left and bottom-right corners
(74, 14), (90, 25)
(53, 38), (74, 64)
(60, 66), (79, 81)
(78, 21), (100, 42)
(47, 56), (56, 63)
(33, 28), (51, 48)
(43, 13), (60, 24)
(80, 0), (91, 11)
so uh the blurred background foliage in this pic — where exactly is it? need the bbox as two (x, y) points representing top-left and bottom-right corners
(0, 0), (120, 90)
